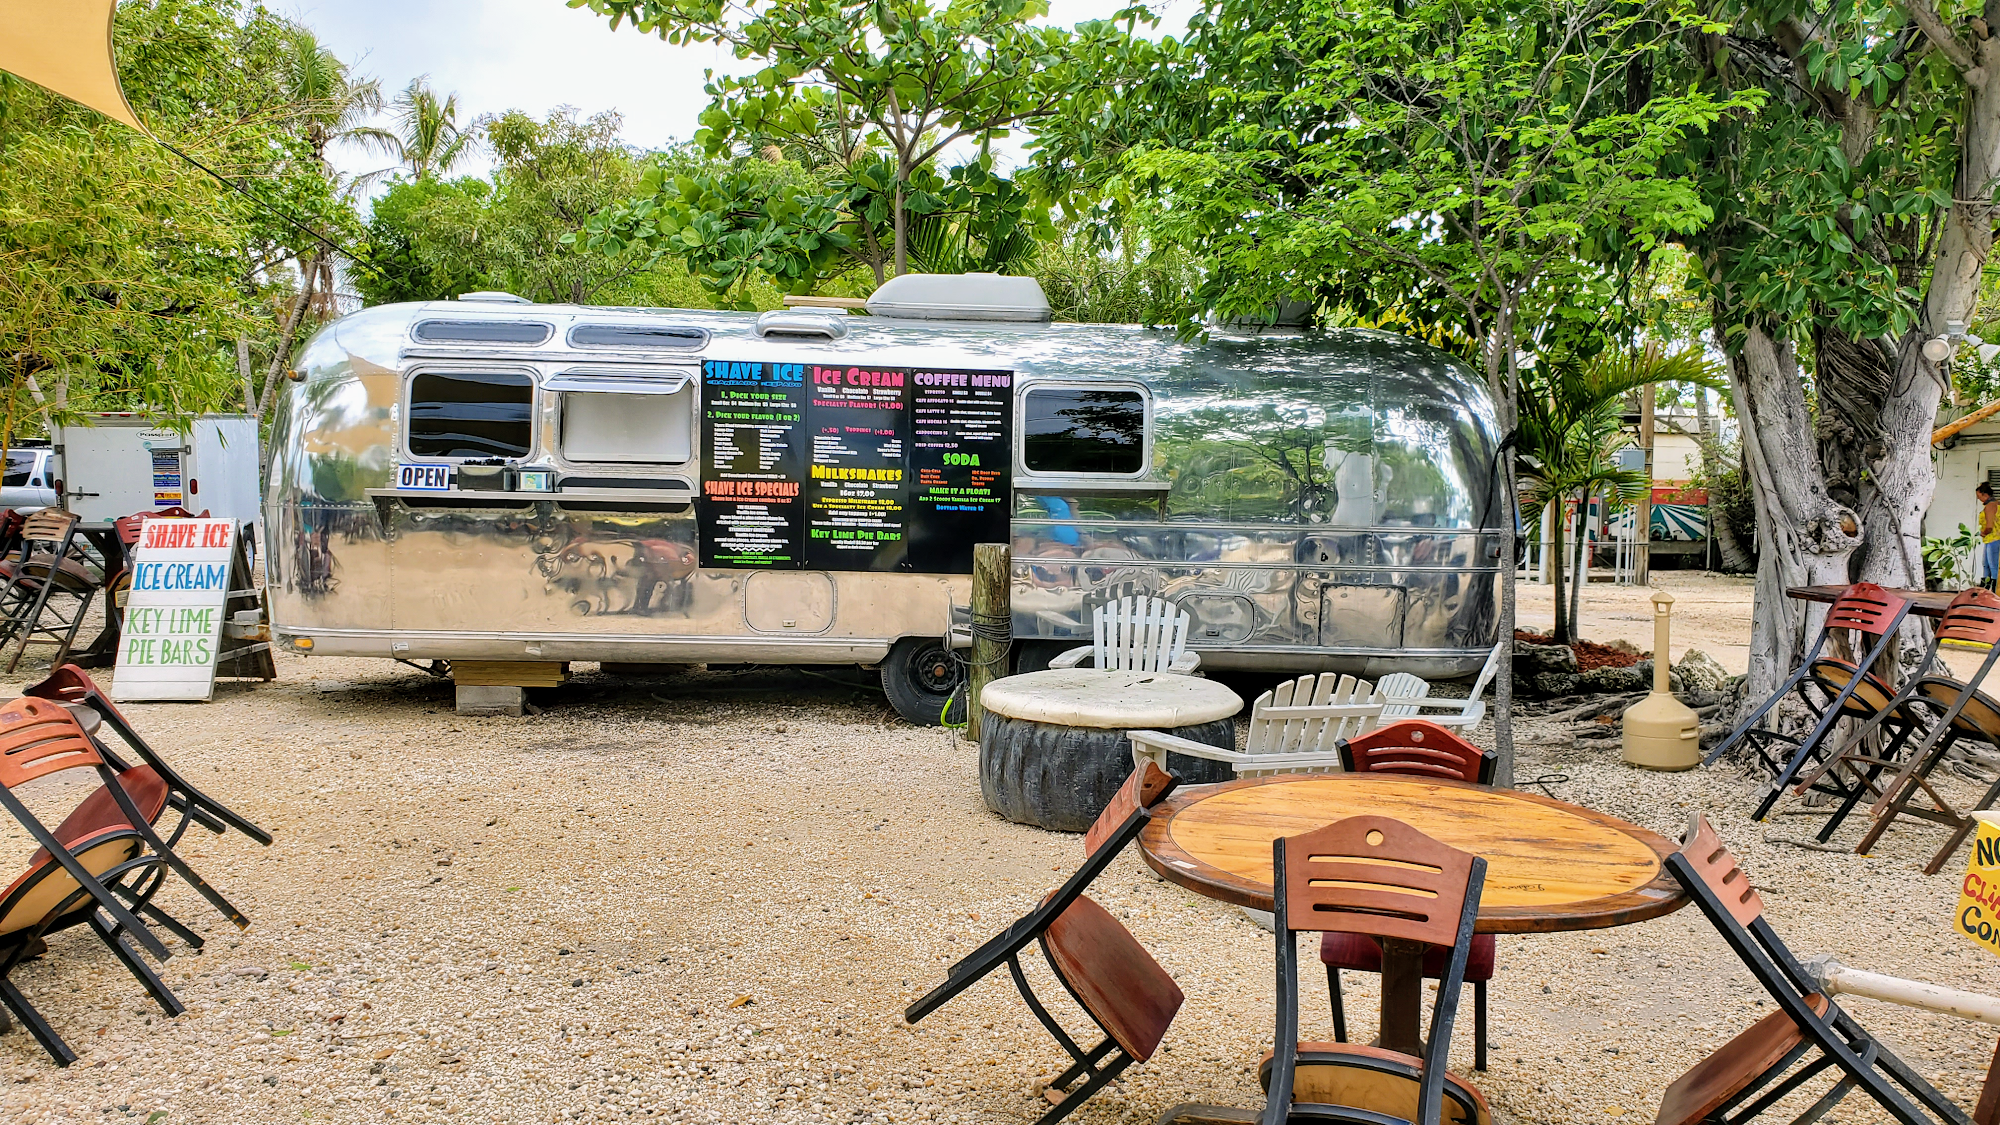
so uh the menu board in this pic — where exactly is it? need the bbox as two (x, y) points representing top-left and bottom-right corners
(807, 362), (910, 570)
(908, 367), (1013, 573)
(698, 358), (1012, 574)
(697, 359), (807, 567)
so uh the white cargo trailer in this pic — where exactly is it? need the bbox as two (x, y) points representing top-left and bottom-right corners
(55, 413), (261, 530)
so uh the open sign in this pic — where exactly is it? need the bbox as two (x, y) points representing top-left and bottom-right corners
(398, 463), (451, 491)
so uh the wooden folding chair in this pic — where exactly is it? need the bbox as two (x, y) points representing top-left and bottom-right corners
(1659, 815), (1972, 1125)
(1320, 721), (1497, 1072)
(1049, 595), (1200, 674)
(27, 663), (272, 847)
(1261, 816), (1491, 1125)
(1784, 590), (2000, 852)
(0, 510), (102, 673)
(1699, 583), (1915, 820)
(1130, 673), (1384, 778)
(905, 762), (1184, 1124)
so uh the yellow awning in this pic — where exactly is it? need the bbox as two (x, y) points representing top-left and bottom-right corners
(0, 0), (145, 133)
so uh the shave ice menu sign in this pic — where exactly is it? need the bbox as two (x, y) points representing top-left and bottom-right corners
(112, 518), (235, 702)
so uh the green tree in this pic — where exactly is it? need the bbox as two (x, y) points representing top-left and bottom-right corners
(1032, 0), (1752, 781)
(1661, 0), (2000, 699)
(573, 0), (1154, 278)
(357, 110), (737, 308)
(0, 0), (359, 435)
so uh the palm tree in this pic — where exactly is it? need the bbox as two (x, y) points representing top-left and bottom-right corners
(1518, 345), (1724, 643)
(281, 28), (391, 175)
(377, 78), (480, 181)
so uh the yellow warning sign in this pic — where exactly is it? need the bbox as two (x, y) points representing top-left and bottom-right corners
(1954, 813), (2000, 957)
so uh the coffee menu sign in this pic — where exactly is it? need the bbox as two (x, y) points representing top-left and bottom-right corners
(111, 518), (235, 702)
(698, 358), (1012, 574)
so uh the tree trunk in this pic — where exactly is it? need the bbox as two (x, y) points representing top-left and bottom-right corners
(1694, 387), (1754, 572)
(1723, 321), (1862, 705)
(256, 255), (320, 477)
(1550, 499), (1569, 642)
(1569, 487), (1589, 637)
(236, 337), (254, 413)
(892, 182), (907, 278)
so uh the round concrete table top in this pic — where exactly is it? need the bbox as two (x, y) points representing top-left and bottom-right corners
(979, 668), (1242, 729)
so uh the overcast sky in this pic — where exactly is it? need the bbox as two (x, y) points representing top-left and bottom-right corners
(281, 0), (1183, 192)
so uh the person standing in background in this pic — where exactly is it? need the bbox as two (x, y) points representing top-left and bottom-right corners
(1980, 482), (1999, 590)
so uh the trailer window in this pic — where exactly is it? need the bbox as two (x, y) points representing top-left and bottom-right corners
(413, 320), (553, 345)
(559, 386), (695, 464)
(568, 324), (708, 350)
(1023, 387), (1147, 475)
(408, 371), (535, 459)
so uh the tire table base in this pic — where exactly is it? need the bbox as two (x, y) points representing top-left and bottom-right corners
(980, 714), (1233, 832)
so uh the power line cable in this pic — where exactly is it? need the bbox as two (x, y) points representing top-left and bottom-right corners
(153, 138), (391, 282)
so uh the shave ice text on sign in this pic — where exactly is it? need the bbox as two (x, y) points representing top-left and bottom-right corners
(111, 518), (236, 702)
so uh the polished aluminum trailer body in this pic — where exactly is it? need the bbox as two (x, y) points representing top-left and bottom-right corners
(264, 301), (1501, 680)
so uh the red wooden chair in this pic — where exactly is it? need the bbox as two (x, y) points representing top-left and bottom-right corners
(1262, 816), (1490, 1125)
(905, 763), (1185, 1124)
(1702, 584), (1916, 821)
(1323, 721), (1497, 1071)
(1659, 815), (1969, 1124)
(0, 697), (207, 1064)
(1784, 589), (2000, 852)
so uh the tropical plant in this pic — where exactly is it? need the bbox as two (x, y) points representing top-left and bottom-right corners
(1922, 523), (1982, 591)
(1518, 346), (1725, 643)
(374, 77), (480, 181)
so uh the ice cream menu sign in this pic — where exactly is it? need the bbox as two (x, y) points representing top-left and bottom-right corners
(698, 357), (1012, 574)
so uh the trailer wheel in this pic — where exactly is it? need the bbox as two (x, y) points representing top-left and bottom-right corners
(881, 637), (962, 726)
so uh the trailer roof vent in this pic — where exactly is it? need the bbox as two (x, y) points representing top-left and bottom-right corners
(568, 323), (709, 350)
(865, 273), (1050, 323)
(456, 290), (532, 304)
(413, 319), (554, 345)
(755, 311), (849, 340)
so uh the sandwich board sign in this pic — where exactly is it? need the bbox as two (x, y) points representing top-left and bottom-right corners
(1955, 812), (2000, 958)
(111, 518), (235, 702)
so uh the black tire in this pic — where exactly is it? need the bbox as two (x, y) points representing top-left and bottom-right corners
(979, 714), (1235, 831)
(1011, 640), (1072, 676)
(881, 637), (963, 726)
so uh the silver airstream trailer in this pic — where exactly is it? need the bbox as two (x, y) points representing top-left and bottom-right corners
(263, 276), (1503, 723)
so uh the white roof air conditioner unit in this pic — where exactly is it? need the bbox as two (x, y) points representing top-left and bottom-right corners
(457, 290), (532, 304)
(865, 273), (1051, 323)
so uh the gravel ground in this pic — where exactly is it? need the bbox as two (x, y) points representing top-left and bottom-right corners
(1, 592), (1997, 1124)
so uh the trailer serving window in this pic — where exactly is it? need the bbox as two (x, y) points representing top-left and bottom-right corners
(549, 372), (694, 464)
(1022, 384), (1150, 476)
(407, 370), (536, 460)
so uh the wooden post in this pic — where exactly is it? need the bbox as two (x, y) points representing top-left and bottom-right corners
(967, 543), (1011, 744)
(1634, 386), (1655, 585)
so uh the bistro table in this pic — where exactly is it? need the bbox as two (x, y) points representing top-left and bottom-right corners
(71, 521), (131, 668)
(1140, 772), (1688, 1055)
(980, 668), (1241, 832)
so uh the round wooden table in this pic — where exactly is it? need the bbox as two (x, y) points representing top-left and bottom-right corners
(1140, 772), (1687, 1055)
(979, 668), (1241, 831)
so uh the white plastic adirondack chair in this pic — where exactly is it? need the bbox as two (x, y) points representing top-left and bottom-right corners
(1048, 595), (1199, 675)
(1398, 641), (1505, 730)
(1128, 673), (1385, 778)
(1377, 671), (1432, 720)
